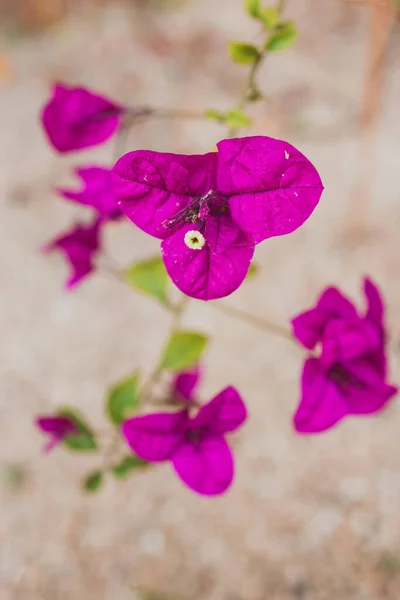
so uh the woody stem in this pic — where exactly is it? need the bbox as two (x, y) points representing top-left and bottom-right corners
(212, 301), (294, 342)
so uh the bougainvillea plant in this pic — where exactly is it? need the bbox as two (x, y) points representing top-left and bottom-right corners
(36, 0), (397, 496)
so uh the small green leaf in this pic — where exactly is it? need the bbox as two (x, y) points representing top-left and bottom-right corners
(83, 470), (103, 493)
(161, 330), (208, 371)
(58, 408), (97, 451)
(246, 261), (260, 280)
(224, 109), (253, 129)
(124, 257), (168, 304)
(245, 0), (260, 17)
(107, 372), (140, 426)
(112, 455), (149, 479)
(265, 21), (298, 52)
(204, 109), (223, 121)
(259, 7), (279, 29)
(228, 41), (260, 64)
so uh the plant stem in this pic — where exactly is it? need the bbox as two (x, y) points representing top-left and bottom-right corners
(126, 106), (207, 122)
(212, 301), (293, 342)
(140, 295), (189, 404)
(227, 0), (288, 137)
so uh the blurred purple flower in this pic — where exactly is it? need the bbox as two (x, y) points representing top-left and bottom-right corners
(58, 166), (122, 221)
(36, 416), (76, 453)
(112, 136), (323, 300)
(172, 365), (201, 403)
(292, 278), (397, 433)
(41, 83), (123, 153)
(294, 357), (397, 434)
(122, 386), (247, 496)
(44, 218), (101, 289)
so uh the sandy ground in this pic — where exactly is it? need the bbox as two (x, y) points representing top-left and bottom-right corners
(1, 1), (400, 598)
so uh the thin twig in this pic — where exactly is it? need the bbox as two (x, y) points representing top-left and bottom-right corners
(139, 295), (190, 405)
(212, 301), (294, 342)
(227, 0), (288, 137)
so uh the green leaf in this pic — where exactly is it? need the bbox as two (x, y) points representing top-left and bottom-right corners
(246, 261), (260, 280)
(124, 257), (168, 304)
(107, 372), (140, 426)
(83, 470), (103, 493)
(245, 0), (260, 17)
(224, 110), (253, 129)
(58, 408), (97, 452)
(265, 20), (298, 52)
(206, 109), (252, 128)
(204, 109), (223, 121)
(161, 330), (208, 371)
(259, 7), (279, 29)
(228, 41), (260, 64)
(112, 455), (149, 479)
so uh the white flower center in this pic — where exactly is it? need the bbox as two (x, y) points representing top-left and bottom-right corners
(184, 230), (205, 250)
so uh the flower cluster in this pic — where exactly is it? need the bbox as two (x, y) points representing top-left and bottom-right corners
(42, 85), (123, 288)
(37, 75), (398, 501)
(112, 136), (324, 300)
(292, 279), (397, 433)
(122, 368), (247, 496)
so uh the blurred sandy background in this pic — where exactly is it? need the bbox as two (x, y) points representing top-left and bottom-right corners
(1, 0), (400, 598)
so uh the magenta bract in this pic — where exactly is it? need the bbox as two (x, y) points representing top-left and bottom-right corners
(41, 84), (123, 153)
(295, 357), (397, 434)
(36, 415), (76, 453)
(172, 365), (201, 403)
(44, 218), (101, 289)
(122, 386), (247, 496)
(292, 278), (397, 433)
(112, 136), (323, 300)
(58, 166), (121, 221)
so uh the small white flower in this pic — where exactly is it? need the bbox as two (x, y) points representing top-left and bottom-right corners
(184, 230), (206, 250)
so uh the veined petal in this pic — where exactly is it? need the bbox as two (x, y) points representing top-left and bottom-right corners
(321, 318), (381, 367)
(204, 213), (247, 255)
(191, 386), (247, 434)
(217, 136), (323, 243)
(41, 83), (122, 153)
(121, 410), (187, 462)
(113, 151), (217, 239)
(294, 358), (349, 434)
(343, 358), (397, 415)
(172, 435), (234, 496)
(291, 286), (358, 350)
(161, 223), (254, 300)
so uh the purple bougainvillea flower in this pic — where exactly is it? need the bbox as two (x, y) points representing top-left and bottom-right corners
(122, 386), (247, 496)
(41, 83), (123, 152)
(294, 357), (397, 434)
(292, 278), (384, 368)
(112, 136), (323, 300)
(172, 365), (201, 403)
(292, 278), (397, 433)
(44, 217), (101, 289)
(36, 415), (76, 453)
(58, 166), (121, 221)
